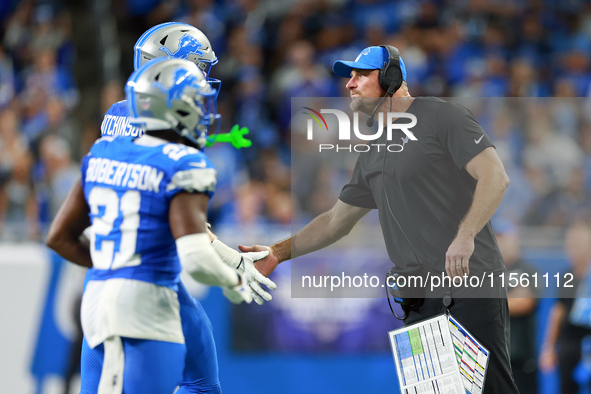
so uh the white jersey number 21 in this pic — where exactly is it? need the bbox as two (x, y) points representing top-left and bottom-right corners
(88, 187), (141, 270)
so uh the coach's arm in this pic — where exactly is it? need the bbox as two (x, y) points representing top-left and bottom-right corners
(240, 199), (371, 276)
(47, 179), (93, 268)
(446, 146), (510, 278)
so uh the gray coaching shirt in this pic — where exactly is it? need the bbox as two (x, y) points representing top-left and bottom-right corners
(339, 97), (504, 276)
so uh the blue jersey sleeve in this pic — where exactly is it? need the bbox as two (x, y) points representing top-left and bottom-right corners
(163, 145), (217, 200)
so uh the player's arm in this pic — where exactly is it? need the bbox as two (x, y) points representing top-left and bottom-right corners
(46, 180), (93, 268)
(446, 146), (510, 278)
(539, 301), (565, 372)
(241, 199), (371, 276)
(170, 191), (240, 288)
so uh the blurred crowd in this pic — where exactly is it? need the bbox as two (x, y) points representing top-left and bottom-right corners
(1, 0), (591, 241)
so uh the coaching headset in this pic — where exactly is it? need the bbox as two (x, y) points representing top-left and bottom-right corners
(366, 45), (404, 127)
(378, 45), (404, 96)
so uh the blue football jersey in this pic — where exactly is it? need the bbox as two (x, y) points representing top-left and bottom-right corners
(80, 135), (216, 287)
(100, 100), (143, 137)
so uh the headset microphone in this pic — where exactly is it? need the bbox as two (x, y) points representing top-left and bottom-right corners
(366, 84), (396, 127)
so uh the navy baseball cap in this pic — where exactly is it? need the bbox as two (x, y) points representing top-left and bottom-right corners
(333, 46), (407, 81)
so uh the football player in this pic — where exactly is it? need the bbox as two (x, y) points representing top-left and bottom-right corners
(48, 23), (274, 394)
(48, 57), (240, 393)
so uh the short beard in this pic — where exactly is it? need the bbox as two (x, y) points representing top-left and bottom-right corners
(349, 96), (383, 115)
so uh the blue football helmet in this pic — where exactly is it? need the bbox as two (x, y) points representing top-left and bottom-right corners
(133, 22), (218, 76)
(126, 58), (220, 149)
(133, 22), (221, 133)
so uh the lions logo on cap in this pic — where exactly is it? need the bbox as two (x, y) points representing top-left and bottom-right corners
(355, 47), (372, 62)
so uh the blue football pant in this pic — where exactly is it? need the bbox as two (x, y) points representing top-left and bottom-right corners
(175, 282), (222, 394)
(80, 336), (184, 394)
(80, 281), (221, 393)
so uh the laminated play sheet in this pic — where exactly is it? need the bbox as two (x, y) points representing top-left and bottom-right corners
(388, 314), (489, 394)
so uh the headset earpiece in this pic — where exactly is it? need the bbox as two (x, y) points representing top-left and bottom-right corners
(367, 45), (405, 127)
(378, 45), (403, 96)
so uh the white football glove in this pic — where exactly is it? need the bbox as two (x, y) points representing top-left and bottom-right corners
(238, 252), (277, 305)
(212, 239), (277, 305)
(222, 270), (253, 304)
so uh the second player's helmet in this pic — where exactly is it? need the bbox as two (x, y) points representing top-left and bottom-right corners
(133, 22), (218, 76)
(126, 58), (219, 149)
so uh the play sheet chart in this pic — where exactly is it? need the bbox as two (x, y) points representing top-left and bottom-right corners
(388, 314), (489, 394)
